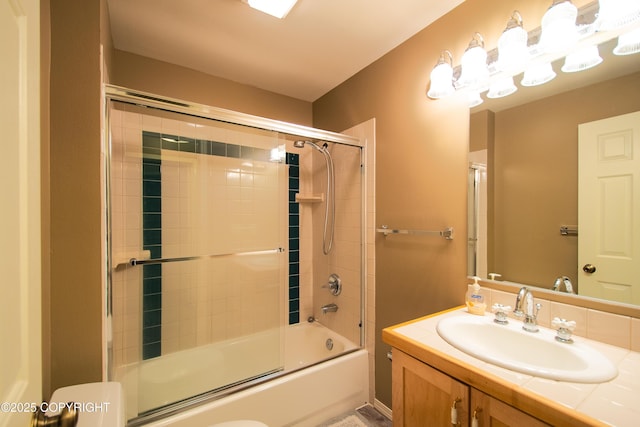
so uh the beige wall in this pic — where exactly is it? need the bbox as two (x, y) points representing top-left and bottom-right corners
(111, 50), (313, 126)
(477, 71), (640, 290)
(46, 0), (104, 396)
(312, 0), (596, 408)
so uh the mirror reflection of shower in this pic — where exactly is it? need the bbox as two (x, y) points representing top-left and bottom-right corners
(294, 140), (335, 255)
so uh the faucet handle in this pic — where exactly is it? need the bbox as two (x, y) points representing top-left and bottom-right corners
(491, 303), (511, 324)
(552, 317), (576, 343)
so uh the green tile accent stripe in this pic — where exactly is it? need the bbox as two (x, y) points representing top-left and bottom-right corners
(142, 132), (162, 360)
(287, 152), (300, 324)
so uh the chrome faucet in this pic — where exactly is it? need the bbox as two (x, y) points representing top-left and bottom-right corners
(552, 276), (574, 293)
(321, 303), (338, 314)
(513, 287), (541, 333)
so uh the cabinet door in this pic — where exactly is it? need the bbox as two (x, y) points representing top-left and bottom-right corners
(471, 389), (551, 427)
(393, 350), (469, 426)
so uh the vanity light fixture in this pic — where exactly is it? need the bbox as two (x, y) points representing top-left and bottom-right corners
(247, 0), (298, 19)
(487, 76), (517, 98)
(613, 27), (640, 55)
(497, 11), (529, 73)
(426, 1), (636, 106)
(468, 91), (484, 108)
(427, 51), (456, 99)
(561, 44), (603, 72)
(596, 0), (640, 31)
(539, 0), (579, 53)
(521, 61), (557, 86)
(457, 33), (490, 91)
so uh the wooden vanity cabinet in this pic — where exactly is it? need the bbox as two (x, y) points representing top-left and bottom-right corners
(392, 349), (550, 427)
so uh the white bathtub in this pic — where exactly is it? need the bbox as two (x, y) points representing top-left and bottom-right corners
(120, 322), (368, 426)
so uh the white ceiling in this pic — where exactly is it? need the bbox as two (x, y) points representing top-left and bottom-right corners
(107, 0), (465, 102)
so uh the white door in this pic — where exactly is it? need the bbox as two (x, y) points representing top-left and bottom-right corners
(0, 0), (41, 426)
(578, 111), (640, 305)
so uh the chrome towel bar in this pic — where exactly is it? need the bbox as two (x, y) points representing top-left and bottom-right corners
(377, 225), (454, 240)
(560, 226), (578, 236)
(128, 247), (285, 267)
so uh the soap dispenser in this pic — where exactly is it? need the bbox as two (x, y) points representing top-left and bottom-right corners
(466, 277), (486, 315)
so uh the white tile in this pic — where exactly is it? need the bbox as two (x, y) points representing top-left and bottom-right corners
(480, 363), (532, 386)
(632, 319), (640, 352)
(549, 301), (587, 338)
(524, 377), (597, 409)
(587, 309), (631, 349)
(578, 382), (640, 427)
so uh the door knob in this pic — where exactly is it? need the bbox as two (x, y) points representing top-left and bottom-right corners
(583, 264), (596, 274)
(30, 402), (78, 427)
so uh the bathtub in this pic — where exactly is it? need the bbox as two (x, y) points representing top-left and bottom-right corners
(120, 322), (368, 426)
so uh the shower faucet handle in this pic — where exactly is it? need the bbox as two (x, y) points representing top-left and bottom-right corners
(322, 273), (342, 296)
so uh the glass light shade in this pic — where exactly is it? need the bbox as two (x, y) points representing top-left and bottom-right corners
(597, 0), (640, 31)
(248, 0), (297, 18)
(427, 52), (455, 99)
(521, 62), (557, 86)
(614, 28), (640, 55)
(561, 45), (603, 72)
(458, 34), (489, 90)
(497, 12), (529, 73)
(468, 91), (484, 108)
(487, 76), (517, 99)
(539, 0), (578, 53)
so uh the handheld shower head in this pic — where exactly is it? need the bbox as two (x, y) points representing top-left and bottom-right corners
(291, 139), (335, 255)
(294, 140), (325, 153)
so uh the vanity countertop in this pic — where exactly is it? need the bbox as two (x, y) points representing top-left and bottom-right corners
(382, 307), (640, 427)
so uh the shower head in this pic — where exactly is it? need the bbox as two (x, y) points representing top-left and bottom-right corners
(293, 140), (325, 152)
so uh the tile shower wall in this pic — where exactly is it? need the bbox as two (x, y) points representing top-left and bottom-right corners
(110, 104), (288, 365)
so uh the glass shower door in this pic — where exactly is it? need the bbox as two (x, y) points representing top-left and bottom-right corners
(107, 100), (287, 420)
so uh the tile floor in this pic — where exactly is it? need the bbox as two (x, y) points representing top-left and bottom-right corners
(318, 404), (392, 427)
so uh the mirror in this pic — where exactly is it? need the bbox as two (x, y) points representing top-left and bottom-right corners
(468, 35), (640, 307)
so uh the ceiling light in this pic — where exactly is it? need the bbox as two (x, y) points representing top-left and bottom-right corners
(597, 0), (640, 31)
(613, 27), (640, 55)
(497, 11), (529, 73)
(248, 0), (298, 19)
(539, 0), (579, 53)
(457, 33), (489, 91)
(427, 51), (455, 99)
(561, 45), (603, 72)
(521, 62), (557, 86)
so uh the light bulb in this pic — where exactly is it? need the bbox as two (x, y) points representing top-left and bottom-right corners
(458, 33), (489, 91)
(468, 91), (484, 108)
(597, 0), (640, 31)
(521, 62), (557, 86)
(614, 28), (640, 56)
(497, 11), (529, 73)
(539, 0), (578, 53)
(427, 51), (455, 99)
(561, 45), (603, 72)
(487, 76), (517, 99)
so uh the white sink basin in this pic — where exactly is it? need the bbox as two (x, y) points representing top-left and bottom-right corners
(436, 313), (618, 383)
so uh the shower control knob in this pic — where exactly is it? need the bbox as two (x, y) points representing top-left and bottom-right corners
(323, 273), (342, 295)
(583, 264), (596, 274)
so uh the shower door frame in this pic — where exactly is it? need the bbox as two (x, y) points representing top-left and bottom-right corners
(102, 84), (366, 419)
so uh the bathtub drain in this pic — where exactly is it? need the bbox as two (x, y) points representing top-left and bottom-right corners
(325, 338), (334, 351)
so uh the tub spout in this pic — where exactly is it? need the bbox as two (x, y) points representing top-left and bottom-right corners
(321, 303), (338, 314)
